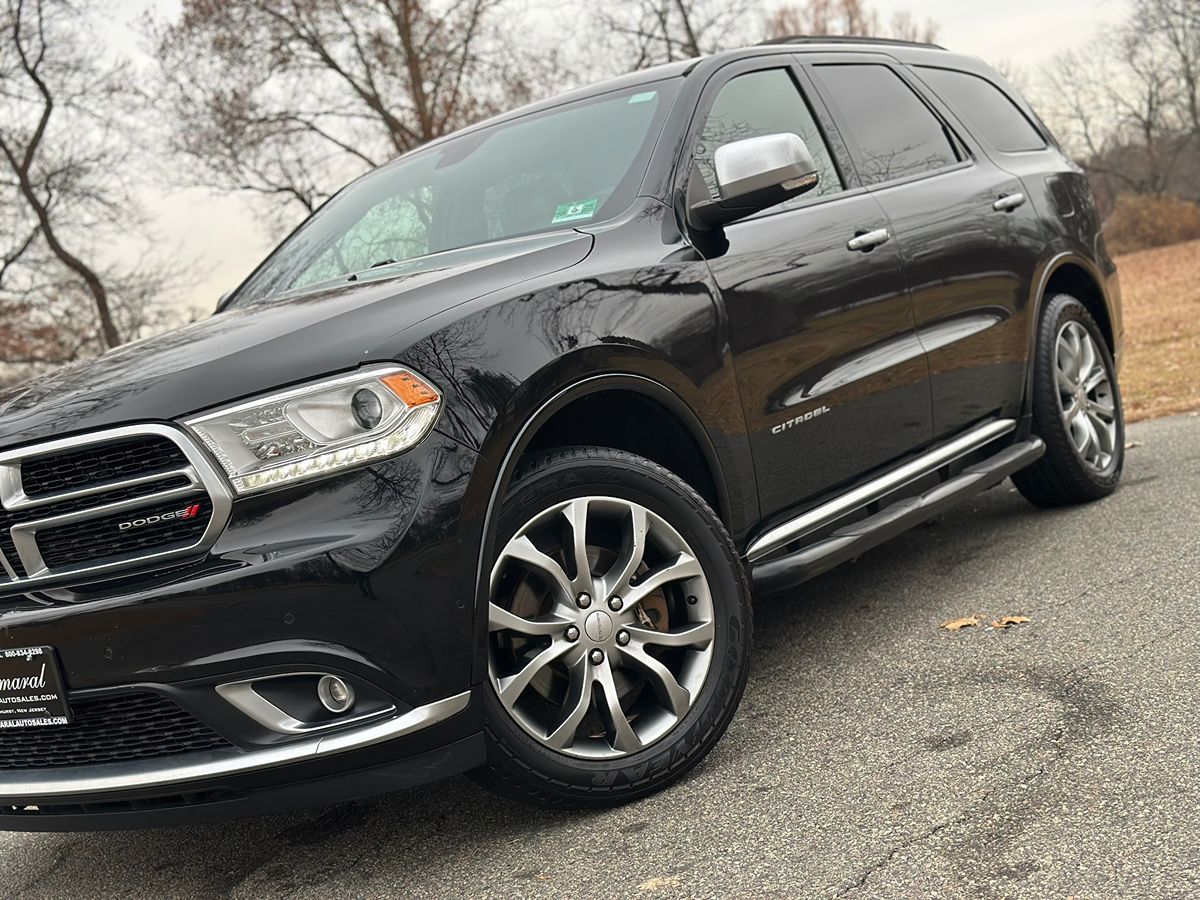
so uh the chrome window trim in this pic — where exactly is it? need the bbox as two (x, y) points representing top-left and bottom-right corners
(215, 672), (397, 735)
(0, 423), (233, 590)
(0, 690), (471, 800)
(746, 418), (1017, 562)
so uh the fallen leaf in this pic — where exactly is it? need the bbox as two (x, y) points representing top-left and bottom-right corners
(1125, 440), (1143, 449)
(940, 616), (980, 631)
(990, 615), (1032, 629)
(639, 875), (681, 892)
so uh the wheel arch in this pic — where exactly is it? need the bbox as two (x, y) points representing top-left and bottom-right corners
(480, 373), (732, 534)
(1039, 259), (1114, 352)
(1023, 253), (1118, 421)
(466, 371), (744, 684)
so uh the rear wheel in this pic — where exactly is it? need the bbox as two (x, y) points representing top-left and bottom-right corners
(471, 447), (751, 807)
(1013, 294), (1124, 507)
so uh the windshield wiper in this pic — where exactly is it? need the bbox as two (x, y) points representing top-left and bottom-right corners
(346, 259), (399, 282)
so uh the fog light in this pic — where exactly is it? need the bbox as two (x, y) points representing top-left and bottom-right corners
(317, 675), (355, 714)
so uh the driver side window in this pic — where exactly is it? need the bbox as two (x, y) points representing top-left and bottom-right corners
(694, 68), (844, 210)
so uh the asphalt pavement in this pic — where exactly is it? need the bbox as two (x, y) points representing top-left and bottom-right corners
(3, 412), (1199, 899)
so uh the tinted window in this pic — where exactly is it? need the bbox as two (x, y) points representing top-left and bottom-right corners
(918, 67), (1046, 152)
(694, 68), (843, 207)
(814, 64), (958, 186)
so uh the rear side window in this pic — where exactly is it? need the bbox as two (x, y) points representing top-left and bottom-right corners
(918, 67), (1046, 152)
(813, 64), (958, 186)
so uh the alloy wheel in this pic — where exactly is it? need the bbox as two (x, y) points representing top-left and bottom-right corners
(1055, 320), (1117, 473)
(487, 496), (715, 760)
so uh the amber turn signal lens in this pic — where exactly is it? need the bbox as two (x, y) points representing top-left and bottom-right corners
(382, 370), (439, 407)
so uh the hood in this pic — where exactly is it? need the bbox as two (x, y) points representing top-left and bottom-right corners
(0, 232), (592, 450)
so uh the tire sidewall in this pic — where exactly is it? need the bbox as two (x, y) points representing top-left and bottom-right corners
(481, 448), (751, 801)
(1031, 294), (1125, 495)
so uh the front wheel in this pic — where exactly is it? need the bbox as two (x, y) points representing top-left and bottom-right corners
(1013, 293), (1125, 507)
(471, 447), (752, 807)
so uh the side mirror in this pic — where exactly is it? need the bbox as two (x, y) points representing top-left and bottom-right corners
(689, 133), (820, 230)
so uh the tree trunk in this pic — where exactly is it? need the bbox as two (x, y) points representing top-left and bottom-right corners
(13, 171), (121, 349)
(671, 0), (702, 56)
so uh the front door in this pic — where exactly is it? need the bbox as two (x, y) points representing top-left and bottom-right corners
(684, 61), (933, 520)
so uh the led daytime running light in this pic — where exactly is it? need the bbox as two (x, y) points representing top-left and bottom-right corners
(184, 366), (441, 495)
(232, 405), (437, 493)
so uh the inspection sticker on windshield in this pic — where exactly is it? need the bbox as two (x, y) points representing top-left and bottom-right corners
(628, 91), (657, 104)
(552, 198), (600, 224)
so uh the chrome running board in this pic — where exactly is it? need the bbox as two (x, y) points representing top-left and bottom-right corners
(751, 436), (1044, 592)
(0, 690), (471, 801)
(746, 418), (1018, 563)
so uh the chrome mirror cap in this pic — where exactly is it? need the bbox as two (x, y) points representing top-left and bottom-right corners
(714, 132), (819, 200)
(690, 132), (820, 231)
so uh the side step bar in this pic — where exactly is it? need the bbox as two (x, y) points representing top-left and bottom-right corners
(751, 437), (1044, 593)
(746, 419), (1018, 563)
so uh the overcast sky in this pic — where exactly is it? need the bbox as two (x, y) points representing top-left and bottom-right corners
(104, 0), (1129, 318)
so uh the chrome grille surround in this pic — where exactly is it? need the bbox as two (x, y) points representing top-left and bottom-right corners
(0, 424), (233, 590)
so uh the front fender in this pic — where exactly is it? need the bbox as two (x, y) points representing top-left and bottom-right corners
(388, 212), (756, 687)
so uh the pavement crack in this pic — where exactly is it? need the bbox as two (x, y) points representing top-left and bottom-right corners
(831, 750), (1060, 900)
(831, 817), (956, 899)
(830, 653), (1137, 899)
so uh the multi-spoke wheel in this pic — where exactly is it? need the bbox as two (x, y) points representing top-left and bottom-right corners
(1014, 294), (1124, 508)
(488, 496), (714, 758)
(472, 447), (751, 806)
(1055, 320), (1118, 472)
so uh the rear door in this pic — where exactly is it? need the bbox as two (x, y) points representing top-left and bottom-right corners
(808, 59), (1041, 439)
(683, 58), (933, 519)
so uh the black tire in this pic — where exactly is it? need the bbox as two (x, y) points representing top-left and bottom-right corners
(470, 446), (752, 808)
(1013, 294), (1124, 508)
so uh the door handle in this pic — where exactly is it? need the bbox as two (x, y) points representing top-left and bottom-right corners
(847, 228), (890, 252)
(993, 192), (1026, 212)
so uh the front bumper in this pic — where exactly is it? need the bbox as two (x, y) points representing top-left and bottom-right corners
(0, 691), (484, 831)
(0, 431), (490, 830)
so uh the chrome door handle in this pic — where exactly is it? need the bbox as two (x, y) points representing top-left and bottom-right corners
(847, 228), (890, 252)
(993, 192), (1026, 212)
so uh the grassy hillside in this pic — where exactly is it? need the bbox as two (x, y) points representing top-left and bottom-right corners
(1113, 239), (1200, 422)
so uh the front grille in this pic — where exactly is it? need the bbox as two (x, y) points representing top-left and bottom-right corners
(0, 476), (193, 578)
(20, 436), (188, 498)
(0, 692), (232, 770)
(37, 496), (212, 569)
(0, 426), (229, 588)
(0, 529), (19, 579)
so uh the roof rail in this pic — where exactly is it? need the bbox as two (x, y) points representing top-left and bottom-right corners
(757, 35), (947, 51)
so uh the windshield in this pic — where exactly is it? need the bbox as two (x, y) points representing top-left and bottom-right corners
(229, 80), (680, 307)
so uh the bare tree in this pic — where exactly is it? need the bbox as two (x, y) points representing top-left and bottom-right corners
(765, 0), (939, 44)
(150, 0), (550, 230)
(2, 0), (121, 350)
(0, 0), (180, 379)
(1135, 0), (1200, 138)
(1038, 14), (1194, 204)
(591, 0), (760, 71)
(1024, 0), (1200, 214)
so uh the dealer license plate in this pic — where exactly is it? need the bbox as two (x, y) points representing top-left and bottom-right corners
(0, 646), (71, 728)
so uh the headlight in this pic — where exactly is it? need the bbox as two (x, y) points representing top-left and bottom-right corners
(185, 365), (441, 495)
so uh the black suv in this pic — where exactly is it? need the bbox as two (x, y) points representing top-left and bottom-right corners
(0, 38), (1122, 829)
